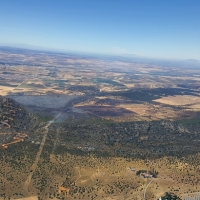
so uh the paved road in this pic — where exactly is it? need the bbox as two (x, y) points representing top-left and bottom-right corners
(143, 178), (154, 200)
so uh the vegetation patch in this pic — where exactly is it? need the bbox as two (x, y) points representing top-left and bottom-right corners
(106, 88), (199, 102)
(158, 192), (181, 200)
(94, 78), (124, 86)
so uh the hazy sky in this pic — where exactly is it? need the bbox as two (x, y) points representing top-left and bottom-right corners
(0, 0), (200, 59)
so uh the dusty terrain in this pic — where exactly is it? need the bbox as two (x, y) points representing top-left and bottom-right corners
(0, 47), (200, 199)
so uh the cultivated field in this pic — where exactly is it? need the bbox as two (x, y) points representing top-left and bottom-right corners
(0, 47), (200, 199)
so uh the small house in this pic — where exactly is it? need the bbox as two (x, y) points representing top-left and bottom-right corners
(141, 173), (152, 178)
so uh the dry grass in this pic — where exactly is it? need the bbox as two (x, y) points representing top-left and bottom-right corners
(75, 99), (194, 121)
(0, 86), (15, 95)
(14, 196), (38, 200)
(186, 103), (200, 110)
(1, 148), (200, 199)
(154, 95), (200, 106)
(0, 83), (83, 96)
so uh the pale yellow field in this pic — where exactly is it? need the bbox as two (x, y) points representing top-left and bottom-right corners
(118, 104), (150, 115)
(14, 196), (38, 200)
(0, 86), (15, 95)
(75, 98), (197, 121)
(0, 84), (83, 95)
(113, 103), (187, 121)
(186, 103), (200, 110)
(154, 95), (200, 106)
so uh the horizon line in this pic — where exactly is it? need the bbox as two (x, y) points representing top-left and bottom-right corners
(0, 43), (199, 62)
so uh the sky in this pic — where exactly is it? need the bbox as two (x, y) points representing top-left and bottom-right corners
(0, 0), (200, 60)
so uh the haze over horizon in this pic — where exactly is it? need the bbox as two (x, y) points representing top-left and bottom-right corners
(0, 0), (200, 60)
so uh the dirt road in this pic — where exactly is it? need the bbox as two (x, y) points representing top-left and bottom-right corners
(143, 178), (154, 200)
(23, 112), (61, 190)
